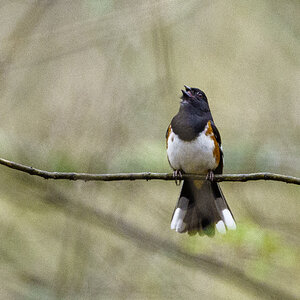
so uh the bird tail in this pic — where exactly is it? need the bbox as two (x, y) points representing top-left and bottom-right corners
(170, 179), (236, 236)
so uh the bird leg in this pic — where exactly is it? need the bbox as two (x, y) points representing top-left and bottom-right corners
(206, 170), (215, 182)
(173, 170), (183, 186)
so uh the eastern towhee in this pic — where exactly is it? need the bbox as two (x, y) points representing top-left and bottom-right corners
(166, 85), (236, 236)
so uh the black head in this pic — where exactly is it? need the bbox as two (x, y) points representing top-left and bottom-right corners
(181, 85), (208, 102)
(180, 85), (209, 112)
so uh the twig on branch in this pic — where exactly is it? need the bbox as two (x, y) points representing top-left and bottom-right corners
(0, 157), (299, 185)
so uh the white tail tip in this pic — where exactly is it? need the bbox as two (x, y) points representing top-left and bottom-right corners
(222, 209), (236, 230)
(216, 220), (226, 234)
(176, 219), (186, 233)
(171, 208), (187, 233)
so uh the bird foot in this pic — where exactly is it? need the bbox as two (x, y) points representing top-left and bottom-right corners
(206, 170), (215, 182)
(173, 170), (183, 186)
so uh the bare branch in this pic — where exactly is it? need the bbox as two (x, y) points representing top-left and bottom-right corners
(0, 157), (299, 185)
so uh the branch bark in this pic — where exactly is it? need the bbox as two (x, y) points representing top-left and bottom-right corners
(0, 157), (299, 185)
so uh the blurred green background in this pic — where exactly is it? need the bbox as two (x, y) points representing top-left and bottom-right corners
(0, 0), (299, 299)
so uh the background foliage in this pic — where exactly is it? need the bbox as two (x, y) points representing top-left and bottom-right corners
(0, 0), (299, 299)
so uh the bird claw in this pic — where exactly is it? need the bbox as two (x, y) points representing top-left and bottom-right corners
(206, 170), (215, 182)
(173, 170), (183, 186)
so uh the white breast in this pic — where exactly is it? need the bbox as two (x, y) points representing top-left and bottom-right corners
(167, 126), (218, 174)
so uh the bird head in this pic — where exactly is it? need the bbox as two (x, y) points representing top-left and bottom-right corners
(181, 85), (208, 103)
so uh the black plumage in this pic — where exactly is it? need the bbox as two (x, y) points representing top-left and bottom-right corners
(167, 86), (235, 236)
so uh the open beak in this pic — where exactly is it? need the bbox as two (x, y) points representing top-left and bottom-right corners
(184, 85), (192, 91)
(181, 90), (191, 98)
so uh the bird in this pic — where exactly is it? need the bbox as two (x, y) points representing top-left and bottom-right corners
(166, 85), (236, 236)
